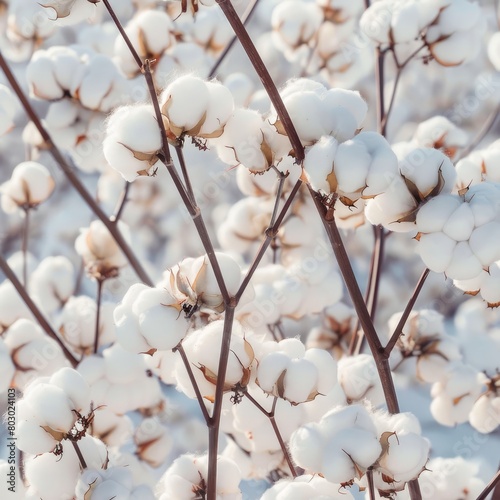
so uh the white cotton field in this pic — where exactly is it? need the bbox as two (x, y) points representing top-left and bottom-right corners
(1, 0), (500, 499)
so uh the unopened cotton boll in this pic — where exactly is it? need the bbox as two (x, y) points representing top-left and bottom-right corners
(0, 161), (55, 214)
(157, 453), (242, 500)
(114, 9), (175, 77)
(75, 219), (130, 279)
(0, 84), (16, 136)
(103, 104), (162, 182)
(337, 354), (384, 406)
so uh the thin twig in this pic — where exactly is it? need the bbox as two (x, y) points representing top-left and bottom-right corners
(366, 468), (375, 500)
(242, 390), (297, 478)
(0, 51), (154, 287)
(384, 268), (430, 356)
(208, 0), (260, 79)
(478, 468), (500, 500)
(173, 343), (211, 423)
(71, 441), (87, 469)
(175, 145), (196, 206)
(21, 207), (30, 287)
(216, 0), (305, 162)
(375, 47), (387, 135)
(456, 102), (500, 162)
(93, 279), (104, 355)
(0, 252), (79, 367)
(235, 179), (302, 302)
(207, 304), (236, 499)
(111, 181), (130, 223)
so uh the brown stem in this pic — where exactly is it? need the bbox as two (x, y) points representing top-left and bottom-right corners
(477, 469), (500, 500)
(366, 468), (375, 500)
(173, 343), (211, 423)
(21, 207), (30, 287)
(175, 145), (196, 206)
(216, 0), (305, 162)
(93, 279), (104, 354)
(308, 190), (402, 412)
(208, 0), (260, 79)
(235, 179), (302, 302)
(71, 441), (87, 469)
(111, 181), (130, 223)
(242, 391), (297, 478)
(0, 51), (153, 287)
(375, 48), (387, 135)
(207, 304), (236, 500)
(384, 268), (430, 356)
(0, 252), (79, 367)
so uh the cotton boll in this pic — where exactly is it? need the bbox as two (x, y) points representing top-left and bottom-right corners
(468, 222), (500, 267)
(29, 256), (74, 315)
(103, 104), (162, 182)
(416, 232), (456, 274)
(479, 261), (500, 307)
(303, 136), (337, 193)
(455, 158), (483, 189)
(415, 195), (462, 234)
(445, 242), (483, 280)
(0, 338), (14, 392)
(191, 8), (233, 55)
(289, 424), (325, 473)
(114, 10), (175, 77)
(91, 407), (133, 446)
(337, 354), (384, 406)
(41, 0), (100, 26)
(25, 435), (108, 500)
(430, 362), (484, 426)
(489, 32), (500, 71)
(134, 417), (172, 467)
(0, 161), (55, 213)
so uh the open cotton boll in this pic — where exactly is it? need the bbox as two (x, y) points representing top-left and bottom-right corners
(26, 46), (82, 100)
(262, 474), (354, 499)
(338, 354), (384, 406)
(0, 84), (17, 136)
(25, 435), (108, 500)
(478, 261), (500, 307)
(0, 161), (55, 213)
(59, 296), (115, 354)
(488, 32), (500, 71)
(103, 104), (162, 182)
(213, 108), (277, 173)
(303, 136), (337, 193)
(413, 116), (468, 160)
(430, 362), (484, 426)
(191, 7), (233, 54)
(0, 338), (14, 392)
(158, 453), (242, 500)
(175, 320), (254, 401)
(75, 219), (130, 279)
(29, 256), (74, 315)
(318, 0), (364, 23)
(114, 9), (175, 76)
(416, 232), (456, 274)
(271, 0), (323, 51)
(134, 417), (172, 467)
(0, 281), (34, 332)
(41, 0), (100, 26)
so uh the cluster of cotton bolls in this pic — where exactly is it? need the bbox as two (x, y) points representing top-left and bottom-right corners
(290, 404), (429, 495)
(361, 0), (485, 67)
(271, 0), (371, 87)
